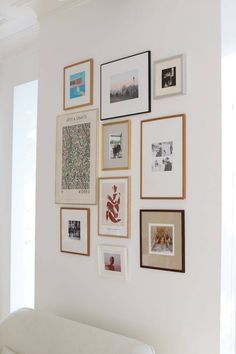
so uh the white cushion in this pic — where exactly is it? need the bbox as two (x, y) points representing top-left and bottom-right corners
(1, 347), (17, 354)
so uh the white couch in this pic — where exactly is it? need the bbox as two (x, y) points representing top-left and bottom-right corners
(0, 308), (155, 354)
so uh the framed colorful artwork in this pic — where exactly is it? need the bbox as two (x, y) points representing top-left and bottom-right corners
(98, 245), (128, 280)
(154, 54), (185, 99)
(101, 120), (131, 170)
(100, 51), (151, 120)
(55, 109), (98, 204)
(140, 209), (185, 272)
(60, 208), (90, 256)
(64, 58), (93, 110)
(98, 177), (130, 238)
(141, 114), (186, 199)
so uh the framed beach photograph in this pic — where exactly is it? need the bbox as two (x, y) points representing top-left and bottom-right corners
(101, 120), (131, 170)
(154, 54), (185, 99)
(60, 208), (90, 256)
(98, 245), (128, 279)
(55, 109), (98, 204)
(98, 177), (130, 238)
(64, 58), (93, 110)
(100, 51), (151, 120)
(140, 209), (185, 272)
(141, 114), (186, 199)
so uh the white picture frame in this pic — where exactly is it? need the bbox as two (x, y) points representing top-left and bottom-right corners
(55, 109), (98, 204)
(98, 245), (128, 280)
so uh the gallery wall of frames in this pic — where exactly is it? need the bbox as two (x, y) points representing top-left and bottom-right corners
(57, 51), (186, 278)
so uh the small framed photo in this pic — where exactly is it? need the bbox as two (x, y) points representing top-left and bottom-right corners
(141, 114), (186, 199)
(98, 245), (128, 279)
(154, 54), (185, 99)
(100, 51), (151, 120)
(98, 177), (130, 238)
(55, 109), (98, 205)
(60, 208), (90, 256)
(64, 58), (93, 110)
(140, 210), (185, 272)
(101, 120), (131, 170)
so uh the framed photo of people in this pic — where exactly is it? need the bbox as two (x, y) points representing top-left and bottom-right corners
(98, 177), (130, 238)
(141, 114), (186, 199)
(55, 109), (98, 204)
(101, 120), (131, 170)
(60, 208), (90, 256)
(140, 209), (185, 273)
(154, 54), (185, 99)
(64, 58), (93, 110)
(100, 51), (151, 120)
(98, 245), (128, 280)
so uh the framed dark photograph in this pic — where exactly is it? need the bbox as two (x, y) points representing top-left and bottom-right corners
(154, 54), (185, 99)
(60, 208), (90, 256)
(140, 209), (185, 272)
(100, 51), (151, 120)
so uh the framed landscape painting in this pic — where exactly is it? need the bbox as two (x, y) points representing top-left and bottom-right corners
(140, 209), (185, 272)
(55, 109), (98, 204)
(100, 51), (151, 120)
(101, 120), (131, 170)
(141, 114), (186, 199)
(60, 208), (90, 256)
(64, 58), (93, 110)
(98, 245), (128, 280)
(98, 177), (130, 238)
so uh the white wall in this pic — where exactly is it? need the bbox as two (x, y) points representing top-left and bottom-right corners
(0, 47), (38, 319)
(35, 1), (222, 354)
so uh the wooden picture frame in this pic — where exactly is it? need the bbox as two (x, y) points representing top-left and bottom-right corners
(154, 54), (185, 99)
(98, 245), (128, 280)
(141, 114), (186, 199)
(60, 207), (90, 256)
(64, 58), (93, 110)
(140, 209), (185, 272)
(100, 51), (151, 120)
(55, 109), (98, 204)
(98, 177), (130, 238)
(101, 120), (131, 170)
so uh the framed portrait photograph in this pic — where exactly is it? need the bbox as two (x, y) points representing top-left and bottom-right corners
(100, 51), (151, 120)
(98, 245), (128, 280)
(55, 109), (98, 204)
(64, 58), (93, 110)
(140, 209), (185, 272)
(60, 208), (90, 256)
(101, 120), (131, 170)
(141, 114), (186, 199)
(98, 177), (130, 238)
(154, 54), (185, 99)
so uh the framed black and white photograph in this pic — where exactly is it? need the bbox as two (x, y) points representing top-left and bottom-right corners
(55, 109), (98, 204)
(60, 208), (90, 256)
(100, 51), (151, 120)
(98, 245), (128, 279)
(154, 54), (185, 99)
(141, 114), (186, 199)
(140, 209), (185, 272)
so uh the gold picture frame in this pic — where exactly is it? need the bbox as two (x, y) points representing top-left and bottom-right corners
(101, 120), (131, 171)
(98, 177), (131, 238)
(63, 58), (93, 110)
(60, 207), (90, 256)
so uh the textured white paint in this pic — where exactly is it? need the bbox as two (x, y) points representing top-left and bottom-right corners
(33, 0), (221, 353)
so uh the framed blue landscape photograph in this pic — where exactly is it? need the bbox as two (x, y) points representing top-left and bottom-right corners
(64, 58), (93, 110)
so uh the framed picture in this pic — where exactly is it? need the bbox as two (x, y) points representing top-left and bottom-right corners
(98, 245), (128, 279)
(98, 177), (130, 238)
(154, 54), (185, 99)
(101, 120), (131, 170)
(100, 51), (151, 120)
(60, 208), (90, 256)
(140, 210), (185, 272)
(64, 58), (93, 110)
(55, 109), (98, 204)
(141, 114), (186, 199)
